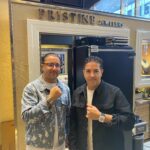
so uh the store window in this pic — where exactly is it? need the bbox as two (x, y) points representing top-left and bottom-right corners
(90, 0), (121, 14)
(91, 0), (150, 19)
(139, 0), (150, 18)
(122, 0), (135, 16)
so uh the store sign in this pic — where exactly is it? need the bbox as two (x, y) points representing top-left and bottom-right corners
(38, 8), (123, 28)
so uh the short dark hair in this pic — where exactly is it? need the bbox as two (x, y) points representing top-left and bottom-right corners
(41, 53), (61, 64)
(83, 56), (103, 69)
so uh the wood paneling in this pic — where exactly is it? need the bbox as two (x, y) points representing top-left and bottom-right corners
(1, 121), (15, 150)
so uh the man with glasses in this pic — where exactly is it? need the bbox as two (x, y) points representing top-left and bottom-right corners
(68, 56), (135, 150)
(21, 53), (71, 150)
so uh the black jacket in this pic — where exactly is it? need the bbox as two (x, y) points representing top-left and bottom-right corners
(68, 80), (135, 150)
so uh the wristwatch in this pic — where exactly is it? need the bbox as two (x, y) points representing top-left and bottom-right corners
(98, 112), (105, 123)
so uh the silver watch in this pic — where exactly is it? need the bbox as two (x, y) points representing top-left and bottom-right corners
(98, 113), (105, 123)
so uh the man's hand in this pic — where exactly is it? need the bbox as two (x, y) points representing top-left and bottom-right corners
(86, 104), (101, 120)
(47, 86), (62, 102)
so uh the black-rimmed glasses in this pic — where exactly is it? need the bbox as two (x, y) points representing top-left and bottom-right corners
(43, 63), (60, 68)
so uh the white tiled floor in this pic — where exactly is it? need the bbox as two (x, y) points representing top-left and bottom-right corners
(144, 141), (150, 150)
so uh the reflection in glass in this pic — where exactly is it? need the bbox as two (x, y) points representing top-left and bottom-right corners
(122, 0), (135, 16)
(90, 0), (120, 14)
(138, 0), (150, 18)
(141, 39), (150, 78)
(90, 0), (150, 19)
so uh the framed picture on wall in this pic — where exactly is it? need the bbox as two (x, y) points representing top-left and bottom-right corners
(135, 30), (150, 87)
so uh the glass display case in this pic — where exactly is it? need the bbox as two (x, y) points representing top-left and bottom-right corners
(135, 30), (150, 87)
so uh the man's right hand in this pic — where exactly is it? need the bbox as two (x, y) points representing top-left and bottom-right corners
(47, 86), (62, 102)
